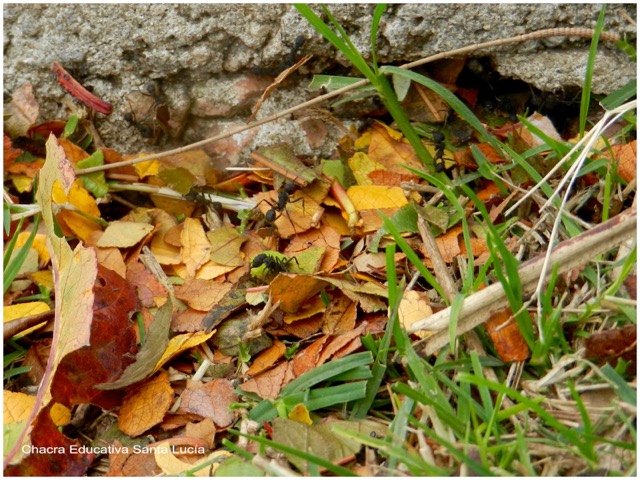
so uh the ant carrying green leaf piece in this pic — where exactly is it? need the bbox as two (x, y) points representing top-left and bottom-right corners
(250, 251), (299, 279)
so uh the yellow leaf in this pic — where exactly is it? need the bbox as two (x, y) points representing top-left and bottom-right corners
(153, 331), (216, 373)
(118, 371), (173, 436)
(181, 218), (212, 277)
(347, 185), (408, 210)
(379, 122), (404, 140)
(52, 179), (100, 217)
(354, 129), (372, 149)
(28, 270), (54, 290)
(50, 402), (71, 426)
(4, 302), (50, 322)
(194, 261), (238, 280)
(288, 403), (313, 425)
(134, 158), (161, 178)
(57, 210), (102, 243)
(4, 391), (35, 423)
(11, 175), (33, 193)
(16, 232), (50, 265)
(347, 152), (384, 186)
(398, 290), (433, 339)
(97, 221), (154, 248)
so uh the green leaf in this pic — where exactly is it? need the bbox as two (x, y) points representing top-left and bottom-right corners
(4, 215), (40, 295)
(62, 115), (79, 138)
(77, 150), (108, 198)
(600, 79), (637, 110)
(281, 351), (373, 396)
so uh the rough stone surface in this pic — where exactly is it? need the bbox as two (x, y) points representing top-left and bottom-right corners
(3, 4), (636, 164)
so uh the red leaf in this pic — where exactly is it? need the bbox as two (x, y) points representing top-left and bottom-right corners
(50, 265), (138, 408)
(4, 403), (94, 476)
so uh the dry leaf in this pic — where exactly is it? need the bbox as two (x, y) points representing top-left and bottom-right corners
(269, 274), (328, 313)
(398, 290), (433, 339)
(181, 218), (212, 277)
(247, 340), (287, 376)
(321, 294), (357, 335)
(241, 361), (295, 400)
(97, 221), (154, 248)
(118, 370), (174, 437)
(174, 279), (233, 311)
(153, 331), (216, 373)
(177, 378), (239, 428)
(485, 309), (530, 362)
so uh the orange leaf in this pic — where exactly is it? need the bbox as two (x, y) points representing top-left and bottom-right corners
(485, 309), (530, 362)
(247, 340), (287, 376)
(118, 371), (174, 436)
(269, 274), (327, 313)
(367, 122), (423, 174)
(612, 140), (637, 183)
(475, 143), (505, 164)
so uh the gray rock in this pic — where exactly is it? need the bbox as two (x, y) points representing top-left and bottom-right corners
(3, 4), (636, 161)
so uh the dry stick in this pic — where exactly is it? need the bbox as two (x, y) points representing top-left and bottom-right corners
(410, 207), (637, 356)
(418, 215), (516, 405)
(76, 28), (620, 176)
(417, 216), (457, 302)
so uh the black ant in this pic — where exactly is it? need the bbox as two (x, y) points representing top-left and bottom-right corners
(259, 181), (303, 227)
(185, 187), (222, 212)
(250, 252), (299, 277)
(432, 130), (447, 173)
(124, 82), (170, 142)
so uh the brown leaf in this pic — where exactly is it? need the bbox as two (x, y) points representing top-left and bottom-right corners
(118, 370), (174, 437)
(4, 83), (40, 137)
(106, 440), (162, 476)
(241, 361), (295, 400)
(176, 378), (239, 428)
(584, 324), (636, 373)
(321, 294), (357, 335)
(270, 274), (328, 313)
(126, 260), (168, 308)
(174, 279), (233, 311)
(285, 223), (341, 273)
(248, 54), (312, 123)
(485, 309), (530, 362)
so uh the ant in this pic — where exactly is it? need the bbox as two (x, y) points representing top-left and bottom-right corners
(432, 130), (447, 173)
(124, 82), (170, 142)
(250, 252), (299, 277)
(260, 181), (303, 227)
